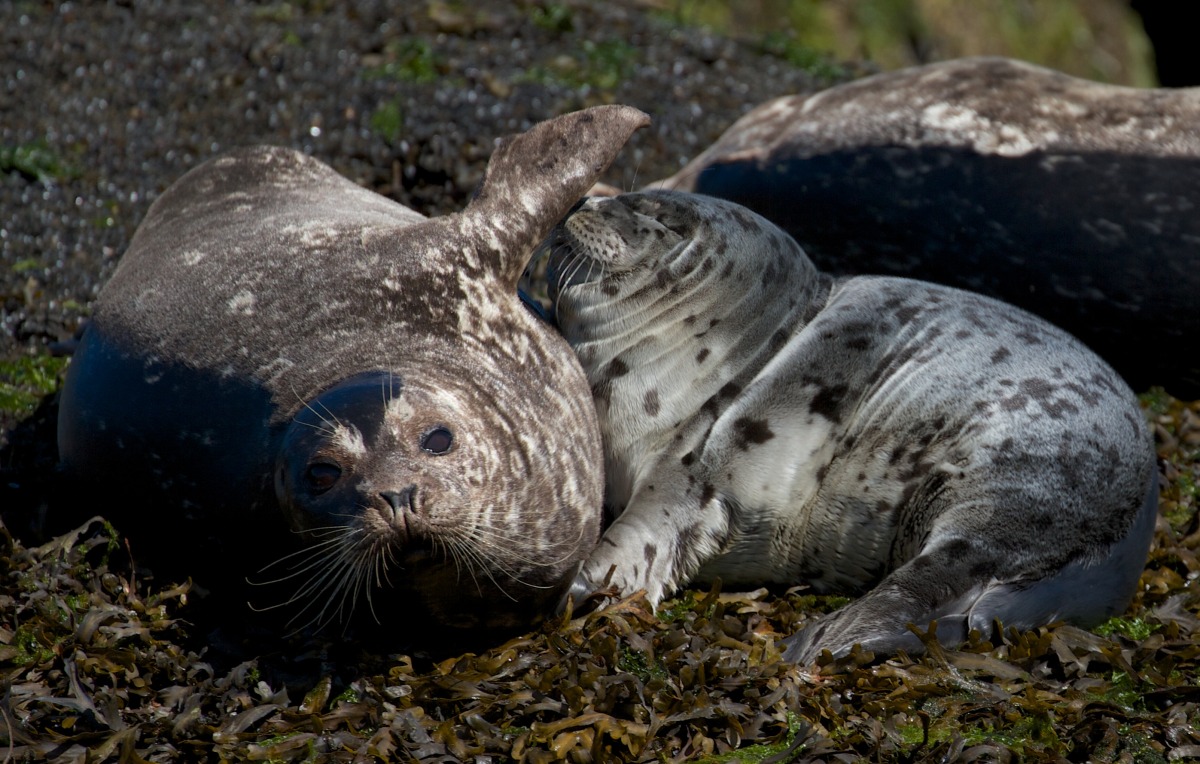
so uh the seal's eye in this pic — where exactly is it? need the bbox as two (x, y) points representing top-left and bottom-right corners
(421, 426), (454, 455)
(306, 462), (341, 493)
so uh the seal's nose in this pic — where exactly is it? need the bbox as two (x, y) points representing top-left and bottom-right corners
(380, 485), (418, 517)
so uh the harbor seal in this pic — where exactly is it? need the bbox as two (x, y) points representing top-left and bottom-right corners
(540, 189), (1158, 663)
(56, 105), (650, 635)
(657, 57), (1200, 399)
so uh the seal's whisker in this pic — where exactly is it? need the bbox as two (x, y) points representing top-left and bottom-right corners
(293, 523), (364, 538)
(628, 154), (644, 192)
(363, 557), (383, 625)
(312, 398), (343, 431)
(291, 419), (337, 436)
(288, 564), (342, 604)
(255, 514), (406, 631)
(330, 548), (368, 627)
(551, 264), (570, 321)
(284, 545), (358, 601)
(375, 539), (395, 588)
(459, 523), (588, 569)
(282, 546), (365, 632)
(380, 369), (401, 409)
(564, 249), (591, 286)
(357, 542), (388, 625)
(445, 526), (558, 594)
(321, 510), (377, 525)
(251, 529), (363, 577)
(249, 545), (351, 616)
(442, 535), (487, 595)
(447, 536), (520, 601)
(553, 247), (594, 323)
(252, 540), (359, 586)
(360, 539), (392, 624)
(287, 381), (340, 435)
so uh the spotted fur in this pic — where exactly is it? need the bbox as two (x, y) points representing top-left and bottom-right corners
(58, 106), (650, 633)
(543, 190), (1158, 664)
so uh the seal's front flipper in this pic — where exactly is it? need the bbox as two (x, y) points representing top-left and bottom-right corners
(574, 489), (730, 607)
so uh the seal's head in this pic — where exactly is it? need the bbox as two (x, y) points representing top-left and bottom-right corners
(545, 190), (824, 349)
(537, 190), (831, 518)
(272, 365), (595, 632)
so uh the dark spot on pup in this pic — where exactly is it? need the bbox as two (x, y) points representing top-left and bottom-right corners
(644, 388), (660, 416)
(733, 417), (774, 449)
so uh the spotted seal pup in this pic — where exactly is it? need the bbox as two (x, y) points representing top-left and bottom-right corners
(656, 57), (1200, 399)
(57, 106), (650, 634)
(541, 189), (1158, 663)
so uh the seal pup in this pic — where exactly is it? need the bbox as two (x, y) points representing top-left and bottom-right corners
(57, 105), (650, 635)
(541, 189), (1158, 663)
(657, 57), (1200, 399)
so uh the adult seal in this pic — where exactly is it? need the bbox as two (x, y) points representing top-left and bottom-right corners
(57, 106), (650, 635)
(657, 57), (1200, 399)
(541, 189), (1158, 664)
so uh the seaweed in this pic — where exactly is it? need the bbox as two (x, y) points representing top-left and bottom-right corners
(3, 397), (1198, 761)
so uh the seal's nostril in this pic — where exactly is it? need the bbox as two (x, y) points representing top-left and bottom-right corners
(380, 485), (417, 514)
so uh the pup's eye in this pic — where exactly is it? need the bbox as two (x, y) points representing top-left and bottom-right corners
(421, 427), (454, 455)
(306, 462), (341, 493)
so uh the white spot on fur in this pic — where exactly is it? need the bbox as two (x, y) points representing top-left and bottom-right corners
(228, 290), (256, 315)
(920, 103), (1036, 157)
(181, 250), (205, 266)
(334, 424), (366, 456)
(920, 103), (978, 133)
(386, 395), (416, 422)
(519, 188), (539, 215)
(1036, 98), (1087, 119)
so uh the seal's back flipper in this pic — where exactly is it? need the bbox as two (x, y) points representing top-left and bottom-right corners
(465, 105), (651, 285)
(960, 474), (1159, 632)
(783, 474), (1159, 663)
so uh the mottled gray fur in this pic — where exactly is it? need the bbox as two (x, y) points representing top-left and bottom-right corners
(58, 106), (650, 630)
(543, 189), (1158, 663)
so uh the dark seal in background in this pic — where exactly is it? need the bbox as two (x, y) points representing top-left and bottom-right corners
(660, 57), (1200, 399)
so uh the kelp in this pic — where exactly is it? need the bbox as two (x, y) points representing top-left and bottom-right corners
(3, 392), (1199, 762)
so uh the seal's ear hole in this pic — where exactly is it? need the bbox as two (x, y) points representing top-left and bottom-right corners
(306, 462), (342, 493)
(421, 426), (454, 455)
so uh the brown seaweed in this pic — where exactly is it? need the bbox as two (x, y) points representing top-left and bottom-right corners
(3, 392), (1198, 762)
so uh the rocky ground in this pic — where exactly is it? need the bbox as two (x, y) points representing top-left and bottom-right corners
(2, 1), (1199, 762)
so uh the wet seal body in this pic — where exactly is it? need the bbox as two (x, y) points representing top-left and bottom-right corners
(659, 57), (1200, 399)
(57, 106), (650, 634)
(542, 190), (1158, 663)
